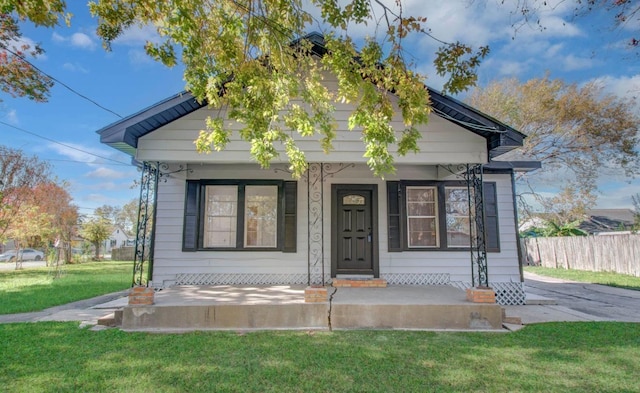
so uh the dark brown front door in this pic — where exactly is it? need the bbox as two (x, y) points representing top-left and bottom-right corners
(332, 184), (378, 276)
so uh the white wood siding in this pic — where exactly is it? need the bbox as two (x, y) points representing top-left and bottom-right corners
(136, 72), (487, 165)
(150, 164), (520, 287)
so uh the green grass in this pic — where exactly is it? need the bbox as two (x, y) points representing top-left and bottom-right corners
(0, 322), (638, 392)
(0, 261), (132, 314)
(525, 266), (640, 291)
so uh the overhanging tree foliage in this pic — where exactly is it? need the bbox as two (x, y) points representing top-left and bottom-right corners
(4, 1), (637, 180)
(0, 13), (54, 101)
(88, 0), (493, 177)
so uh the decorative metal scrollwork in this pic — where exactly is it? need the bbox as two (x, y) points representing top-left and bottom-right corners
(158, 163), (193, 181)
(304, 163), (356, 285)
(461, 164), (489, 288)
(132, 161), (159, 287)
(307, 163), (324, 285)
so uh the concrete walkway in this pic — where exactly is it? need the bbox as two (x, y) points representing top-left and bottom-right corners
(0, 290), (129, 327)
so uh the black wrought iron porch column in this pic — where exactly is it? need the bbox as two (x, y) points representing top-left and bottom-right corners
(132, 161), (159, 287)
(307, 163), (325, 286)
(465, 164), (489, 288)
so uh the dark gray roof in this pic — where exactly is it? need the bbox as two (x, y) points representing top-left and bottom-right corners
(98, 33), (526, 158)
(97, 91), (203, 157)
(579, 209), (636, 233)
(484, 160), (541, 173)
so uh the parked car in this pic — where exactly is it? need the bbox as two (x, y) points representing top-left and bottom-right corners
(0, 248), (44, 262)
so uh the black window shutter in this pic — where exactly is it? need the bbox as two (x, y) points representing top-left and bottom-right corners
(387, 181), (402, 252)
(183, 181), (200, 251)
(283, 181), (297, 252)
(483, 182), (500, 252)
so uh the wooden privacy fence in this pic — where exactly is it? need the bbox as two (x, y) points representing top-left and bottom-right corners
(521, 234), (640, 277)
(111, 247), (148, 261)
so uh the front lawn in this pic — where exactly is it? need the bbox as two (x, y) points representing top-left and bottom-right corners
(0, 322), (638, 392)
(0, 261), (132, 314)
(525, 266), (640, 291)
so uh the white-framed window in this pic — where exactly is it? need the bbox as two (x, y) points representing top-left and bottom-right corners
(183, 180), (297, 252)
(406, 186), (439, 248)
(203, 185), (238, 248)
(387, 181), (499, 252)
(244, 185), (278, 248)
(202, 184), (279, 249)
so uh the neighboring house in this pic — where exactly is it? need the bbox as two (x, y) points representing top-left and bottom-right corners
(104, 226), (132, 254)
(98, 33), (539, 305)
(580, 209), (636, 234)
(520, 209), (636, 235)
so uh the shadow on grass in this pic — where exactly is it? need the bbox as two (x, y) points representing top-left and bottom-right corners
(0, 322), (638, 392)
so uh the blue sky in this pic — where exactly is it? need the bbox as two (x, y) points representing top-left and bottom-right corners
(1, 1), (639, 215)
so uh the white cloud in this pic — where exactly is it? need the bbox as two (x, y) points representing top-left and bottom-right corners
(70, 33), (96, 50)
(595, 181), (640, 209)
(544, 43), (564, 58)
(562, 54), (595, 71)
(85, 167), (130, 179)
(496, 60), (530, 77)
(3, 109), (19, 125)
(51, 31), (96, 50)
(114, 24), (161, 46)
(591, 74), (640, 100)
(62, 62), (89, 73)
(85, 192), (121, 204)
(51, 32), (65, 44)
(47, 142), (124, 165)
(128, 49), (154, 66)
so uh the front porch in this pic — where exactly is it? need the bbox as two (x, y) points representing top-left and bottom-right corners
(119, 284), (504, 331)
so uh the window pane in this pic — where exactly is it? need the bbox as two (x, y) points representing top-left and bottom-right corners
(445, 187), (472, 247)
(342, 194), (365, 205)
(406, 186), (438, 247)
(204, 186), (237, 247)
(245, 185), (278, 247)
(408, 218), (437, 246)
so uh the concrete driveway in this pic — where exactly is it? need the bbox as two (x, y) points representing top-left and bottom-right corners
(505, 271), (640, 324)
(0, 261), (47, 271)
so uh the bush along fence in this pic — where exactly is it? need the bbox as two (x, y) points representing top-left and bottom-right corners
(521, 234), (640, 277)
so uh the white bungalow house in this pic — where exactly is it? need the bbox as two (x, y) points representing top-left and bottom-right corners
(103, 226), (132, 255)
(98, 34), (538, 305)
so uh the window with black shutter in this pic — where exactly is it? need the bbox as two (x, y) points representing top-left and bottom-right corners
(182, 180), (296, 252)
(387, 180), (500, 252)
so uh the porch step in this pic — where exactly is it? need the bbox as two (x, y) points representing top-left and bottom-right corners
(97, 309), (123, 327)
(119, 285), (504, 331)
(333, 278), (387, 288)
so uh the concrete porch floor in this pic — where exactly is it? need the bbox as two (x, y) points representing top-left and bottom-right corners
(120, 285), (504, 332)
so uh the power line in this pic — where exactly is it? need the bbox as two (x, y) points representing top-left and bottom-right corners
(2, 46), (123, 119)
(0, 154), (132, 166)
(0, 120), (132, 165)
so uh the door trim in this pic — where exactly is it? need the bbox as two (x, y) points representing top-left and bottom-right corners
(331, 184), (379, 278)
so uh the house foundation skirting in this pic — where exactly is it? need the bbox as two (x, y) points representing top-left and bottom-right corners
(381, 273), (451, 286)
(174, 273), (330, 286)
(172, 272), (525, 305)
(450, 281), (525, 305)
